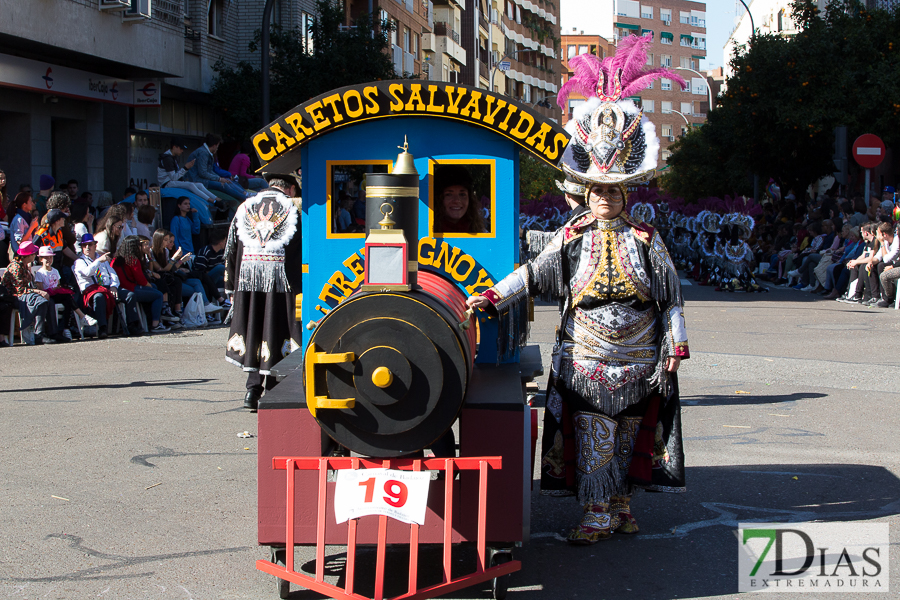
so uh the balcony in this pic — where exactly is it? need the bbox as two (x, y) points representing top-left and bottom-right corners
(434, 21), (460, 45)
(421, 32), (437, 53)
(479, 11), (489, 32)
(404, 51), (415, 75)
(479, 59), (489, 81)
(431, 22), (466, 65)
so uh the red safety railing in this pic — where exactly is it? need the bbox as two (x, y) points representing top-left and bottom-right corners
(256, 456), (521, 600)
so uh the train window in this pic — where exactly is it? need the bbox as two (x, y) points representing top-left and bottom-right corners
(429, 159), (496, 238)
(326, 160), (393, 238)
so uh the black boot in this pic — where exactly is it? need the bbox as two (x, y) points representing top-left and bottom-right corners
(244, 390), (261, 412)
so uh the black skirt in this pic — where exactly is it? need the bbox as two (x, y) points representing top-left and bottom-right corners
(225, 290), (302, 375)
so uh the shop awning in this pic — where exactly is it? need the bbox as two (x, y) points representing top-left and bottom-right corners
(692, 55), (705, 59)
(615, 22), (640, 30)
(660, 31), (674, 40)
(680, 34), (693, 42)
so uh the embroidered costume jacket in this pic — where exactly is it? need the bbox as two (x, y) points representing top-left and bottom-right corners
(484, 213), (689, 417)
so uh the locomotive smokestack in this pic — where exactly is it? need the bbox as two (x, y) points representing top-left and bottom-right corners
(364, 137), (420, 287)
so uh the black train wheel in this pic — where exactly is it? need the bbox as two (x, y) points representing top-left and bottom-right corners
(491, 551), (512, 600)
(308, 292), (469, 457)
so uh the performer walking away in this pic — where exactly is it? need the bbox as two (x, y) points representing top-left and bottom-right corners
(225, 173), (303, 412)
(468, 34), (689, 544)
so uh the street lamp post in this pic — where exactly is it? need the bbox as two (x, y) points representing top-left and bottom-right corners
(737, 0), (755, 37)
(261, 0), (277, 127)
(669, 109), (690, 126)
(490, 51), (517, 93)
(674, 66), (714, 111)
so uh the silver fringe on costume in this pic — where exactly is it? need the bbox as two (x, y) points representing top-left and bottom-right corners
(235, 260), (292, 293)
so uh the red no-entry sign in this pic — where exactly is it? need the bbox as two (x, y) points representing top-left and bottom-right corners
(852, 134), (885, 169)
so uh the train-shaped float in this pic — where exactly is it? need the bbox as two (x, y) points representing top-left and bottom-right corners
(250, 80), (571, 600)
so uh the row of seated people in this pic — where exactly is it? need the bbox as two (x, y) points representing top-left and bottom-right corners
(0, 228), (228, 345)
(763, 219), (899, 307)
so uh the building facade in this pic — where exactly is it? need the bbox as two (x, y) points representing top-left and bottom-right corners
(0, 0), (318, 197)
(611, 0), (707, 165)
(345, 0), (433, 79)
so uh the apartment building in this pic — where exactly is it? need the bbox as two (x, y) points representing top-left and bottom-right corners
(483, 0), (561, 121)
(345, 0), (433, 78)
(0, 0), (319, 194)
(422, 0), (466, 83)
(611, 0), (708, 165)
(559, 32), (615, 126)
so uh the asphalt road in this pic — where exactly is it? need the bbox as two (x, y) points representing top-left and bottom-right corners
(2, 281), (900, 599)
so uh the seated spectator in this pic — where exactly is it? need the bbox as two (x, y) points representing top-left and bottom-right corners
(33, 208), (67, 258)
(1, 241), (67, 344)
(95, 205), (127, 255)
(9, 192), (38, 255)
(786, 221), (824, 288)
(73, 233), (140, 338)
(139, 235), (180, 326)
(872, 221), (900, 307)
(0, 277), (14, 347)
(120, 202), (139, 239)
(822, 226), (864, 299)
(157, 137), (221, 208)
(839, 223), (879, 304)
(136, 204), (156, 239)
(112, 235), (169, 333)
(148, 230), (185, 323)
(32, 174), (54, 218)
(185, 133), (247, 209)
(193, 228), (227, 292)
(71, 203), (94, 253)
(152, 229), (215, 315)
(34, 245), (96, 339)
(170, 196), (200, 255)
(795, 219), (842, 292)
(227, 141), (267, 191)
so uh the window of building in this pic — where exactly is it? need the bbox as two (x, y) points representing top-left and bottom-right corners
(507, 0), (513, 19)
(590, 44), (599, 57)
(616, 0), (640, 18)
(524, 85), (531, 103)
(661, 124), (672, 137)
(660, 8), (671, 23)
(568, 98), (585, 118)
(681, 102), (692, 115)
(578, 44), (589, 55)
(681, 125), (689, 136)
(208, 0), (226, 38)
(641, 5), (653, 18)
(691, 58), (698, 70)
(413, 33), (419, 56)
(660, 54), (671, 67)
(693, 36), (706, 50)
(679, 11), (690, 24)
(567, 45), (576, 59)
(661, 101), (672, 113)
(647, 80), (653, 89)
(662, 149), (671, 161)
(660, 34), (672, 45)
(646, 53), (653, 66)
(643, 99), (654, 112)
(661, 78), (672, 91)
(515, 4), (521, 24)
(302, 12), (315, 54)
(403, 27), (410, 52)
(679, 56), (691, 68)
(641, 28), (653, 39)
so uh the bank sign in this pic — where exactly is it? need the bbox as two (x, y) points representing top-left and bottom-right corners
(0, 53), (158, 106)
(738, 522), (889, 592)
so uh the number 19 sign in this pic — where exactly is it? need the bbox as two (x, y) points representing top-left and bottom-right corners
(334, 469), (431, 525)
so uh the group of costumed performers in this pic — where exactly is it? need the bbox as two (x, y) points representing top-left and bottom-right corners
(224, 174), (303, 412)
(468, 34), (689, 545)
(661, 198), (767, 293)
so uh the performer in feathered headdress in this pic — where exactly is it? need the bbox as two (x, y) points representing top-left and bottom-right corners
(467, 35), (689, 544)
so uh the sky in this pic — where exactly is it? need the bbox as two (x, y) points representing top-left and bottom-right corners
(559, 0), (740, 69)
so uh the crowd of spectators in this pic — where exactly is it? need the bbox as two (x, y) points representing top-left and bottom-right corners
(0, 131), (254, 345)
(752, 185), (900, 308)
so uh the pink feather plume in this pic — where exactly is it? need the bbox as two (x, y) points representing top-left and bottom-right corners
(558, 34), (687, 109)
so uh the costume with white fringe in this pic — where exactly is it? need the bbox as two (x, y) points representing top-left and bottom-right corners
(224, 188), (302, 375)
(479, 35), (689, 544)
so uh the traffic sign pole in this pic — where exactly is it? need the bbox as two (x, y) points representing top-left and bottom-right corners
(852, 134), (885, 199)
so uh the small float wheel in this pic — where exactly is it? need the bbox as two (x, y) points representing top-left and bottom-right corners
(271, 548), (290, 599)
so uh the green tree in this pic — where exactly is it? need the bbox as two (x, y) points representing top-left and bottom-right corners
(519, 153), (562, 202)
(662, 0), (900, 201)
(211, 0), (398, 141)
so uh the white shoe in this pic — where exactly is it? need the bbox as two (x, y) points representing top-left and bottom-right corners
(83, 314), (98, 327)
(62, 328), (73, 341)
(801, 284), (816, 292)
(787, 269), (800, 278)
(21, 326), (35, 346)
(204, 302), (224, 313)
